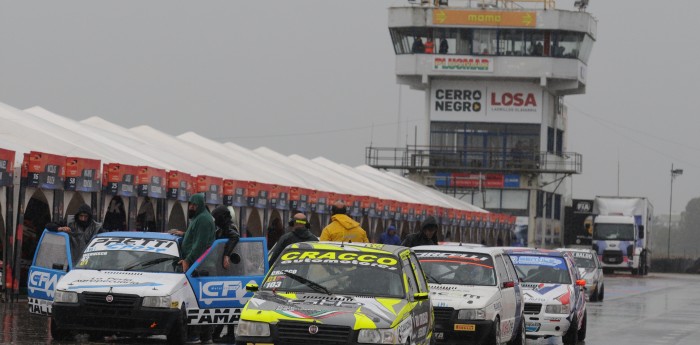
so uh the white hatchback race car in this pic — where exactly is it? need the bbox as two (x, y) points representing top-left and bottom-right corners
(557, 248), (604, 302)
(414, 245), (526, 345)
(504, 248), (587, 345)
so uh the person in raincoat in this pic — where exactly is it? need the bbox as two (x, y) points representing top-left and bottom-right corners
(269, 213), (319, 264)
(320, 201), (369, 243)
(401, 216), (439, 248)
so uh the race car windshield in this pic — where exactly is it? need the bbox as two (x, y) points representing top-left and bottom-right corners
(416, 251), (496, 286)
(75, 250), (180, 273)
(593, 223), (635, 241)
(263, 250), (405, 298)
(572, 256), (596, 268)
(75, 237), (180, 273)
(510, 255), (571, 284)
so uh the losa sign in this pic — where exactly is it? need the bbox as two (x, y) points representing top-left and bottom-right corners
(431, 80), (543, 123)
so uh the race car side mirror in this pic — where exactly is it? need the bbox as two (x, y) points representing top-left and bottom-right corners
(576, 279), (586, 287)
(246, 283), (259, 292)
(502, 281), (515, 289)
(413, 292), (429, 301)
(230, 253), (241, 264)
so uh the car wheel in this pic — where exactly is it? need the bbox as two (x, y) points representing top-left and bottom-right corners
(486, 317), (501, 345)
(589, 286), (599, 302)
(562, 314), (578, 345)
(50, 318), (73, 341)
(599, 284), (605, 301)
(507, 317), (525, 345)
(166, 307), (188, 345)
(577, 310), (587, 341)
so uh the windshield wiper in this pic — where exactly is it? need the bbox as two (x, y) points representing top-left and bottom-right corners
(426, 273), (442, 284)
(124, 257), (179, 271)
(282, 271), (331, 295)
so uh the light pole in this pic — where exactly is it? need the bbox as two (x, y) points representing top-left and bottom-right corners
(668, 164), (683, 260)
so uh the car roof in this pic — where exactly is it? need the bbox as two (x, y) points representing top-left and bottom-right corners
(413, 244), (502, 255)
(437, 241), (486, 247)
(97, 231), (180, 241)
(502, 247), (566, 257)
(556, 247), (596, 254)
(287, 241), (408, 256)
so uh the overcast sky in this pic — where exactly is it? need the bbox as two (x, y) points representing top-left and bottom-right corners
(1, 0), (698, 215)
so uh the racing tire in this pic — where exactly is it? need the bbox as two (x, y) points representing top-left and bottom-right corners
(50, 318), (73, 341)
(578, 310), (587, 341)
(486, 317), (501, 345)
(507, 317), (526, 345)
(166, 307), (188, 345)
(599, 284), (605, 301)
(562, 314), (578, 345)
(589, 286), (599, 302)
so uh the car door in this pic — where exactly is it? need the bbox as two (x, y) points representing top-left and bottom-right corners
(186, 237), (269, 325)
(494, 254), (516, 340)
(502, 253), (523, 339)
(407, 252), (433, 344)
(27, 230), (73, 316)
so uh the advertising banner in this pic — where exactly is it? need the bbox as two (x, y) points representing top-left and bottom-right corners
(0, 148), (15, 187)
(349, 195), (362, 217)
(223, 179), (247, 207)
(433, 56), (493, 73)
(430, 80), (542, 123)
(308, 190), (319, 213)
(504, 174), (520, 188)
(316, 191), (329, 214)
(167, 171), (191, 202)
(269, 184), (290, 210)
(137, 166), (166, 198)
(65, 157), (100, 192)
(255, 183), (270, 209)
(103, 163), (137, 196)
(432, 9), (537, 27)
(27, 151), (65, 190)
(196, 176), (223, 205)
(289, 187), (309, 212)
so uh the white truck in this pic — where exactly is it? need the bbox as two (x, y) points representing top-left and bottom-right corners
(592, 196), (653, 275)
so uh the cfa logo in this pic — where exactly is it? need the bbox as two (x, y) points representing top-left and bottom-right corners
(575, 202), (592, 213)
(198, 280), (252, 305)
(28, 271), (60, 297)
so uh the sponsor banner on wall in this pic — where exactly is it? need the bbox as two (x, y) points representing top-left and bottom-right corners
(196, 176), (223, 205)
(573, 199), (593, 214)
(433, 56), (493, 72)
(167, 171), (192, 202)
(504, 174), (520, 188)
(430, 80), (542, 123)
(27, 151), (65, 190)
(137, 166), (166, 198)
(0, 148), (15, 187)
(65, 157), (101, 192)
(223, 179), (247, 207)
(255, 183), (270, 209)
(104, 163), (137, 196)
(270, 184), (290, 210)
(432, 9), (537, 27)
(290, 187), (309, 212)
(349, 196), (362, 217)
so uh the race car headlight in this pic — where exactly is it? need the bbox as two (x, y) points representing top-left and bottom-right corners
(458, 308), (486, 320)
(142, 295), (172, 308)
(545, 304), (570, 314)
(236, 320), (270, 337)
(357, 328), (398, 344)
(54, 290), (78, 304)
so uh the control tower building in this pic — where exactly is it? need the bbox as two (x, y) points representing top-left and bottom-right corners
(367, 0), (596, 248)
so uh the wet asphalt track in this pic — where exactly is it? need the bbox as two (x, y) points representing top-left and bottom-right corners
(2, 273), (700, 344)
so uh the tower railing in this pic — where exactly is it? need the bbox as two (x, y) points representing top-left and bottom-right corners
(366, 145), (582, 174)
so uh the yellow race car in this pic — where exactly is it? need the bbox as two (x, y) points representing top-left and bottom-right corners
(236, 242), (434, 345)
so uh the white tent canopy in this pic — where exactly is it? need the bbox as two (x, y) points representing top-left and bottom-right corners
(0, 101), (486, 213)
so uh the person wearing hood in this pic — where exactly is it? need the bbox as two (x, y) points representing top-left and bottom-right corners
(401, 216), (439, 248)
(380, 225), (401, 245)
(177, 193), (216, 272)
(57, 204), (105, 256)
(211, 205), (241, 270)
(320, 201), (369, 243)
(269, 213), (318, 264)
